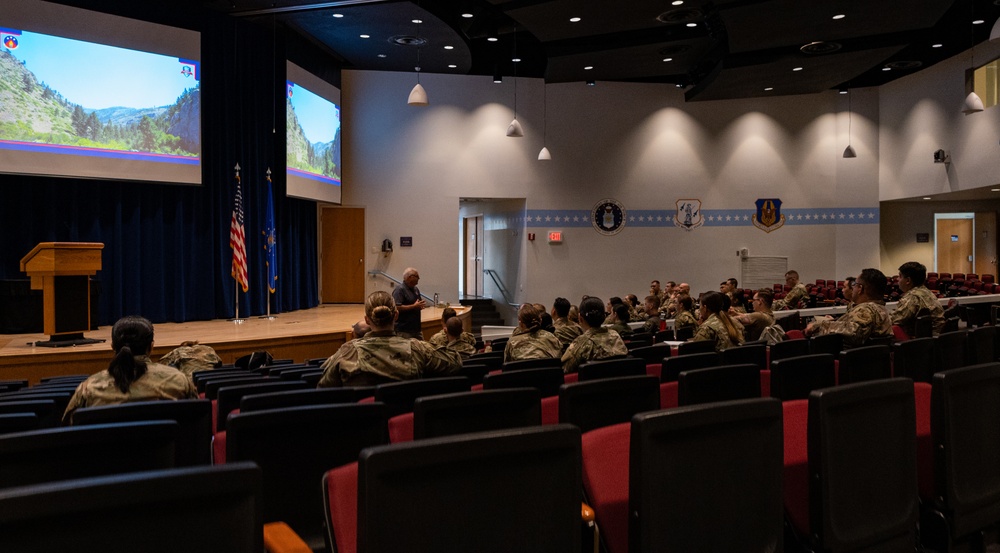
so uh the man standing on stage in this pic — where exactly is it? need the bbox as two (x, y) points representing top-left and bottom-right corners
(393, 267), (426, 339)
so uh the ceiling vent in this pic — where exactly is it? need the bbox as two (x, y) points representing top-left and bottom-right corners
(800, 41), (842, 55)
(656, 8), (703, 24)
(390, 35), (427, 47)
(885, 60), (923, 70)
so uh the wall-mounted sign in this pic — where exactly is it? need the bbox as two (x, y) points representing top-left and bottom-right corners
(916, 233), (929, 243)
(752, 198), (786, 233)
(548, 231), (563, 244)
(673, 199), (704, 230)
(951, 235), (959, 242)
(400, 236), (413, 247)
(591, 198), (626, 236)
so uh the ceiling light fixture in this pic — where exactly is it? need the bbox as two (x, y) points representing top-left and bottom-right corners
(793, 67), (803, 71)
(663, 57), (673, 62)
(964, 4), (985, 114)
(332, 13), (344, 18)
(923, 197), (933, 200)
(764, 87), (773, 91)
(448, 64), (456, 68)
(360, 34), (370, 39)
(487, 37), (498, 42)
(832, 14), (845, 20)
(584, 65), (593, 70)
(412, 19), (422, 24)
(932, 43), (943, 48)
(461, 13), (473, 18)
(407, 18), (427, 107)
(493, 65), (502, 83)
(538, 83), (551, 160)
(686, 22), (698, 27)
(570, 17), (581, 22)
(444, 45), (453, 50)
(843, 89), (857, 158)
(672, 0), (684, 5)
(586, 80), (596, 86)
(507, 29), (523, 137)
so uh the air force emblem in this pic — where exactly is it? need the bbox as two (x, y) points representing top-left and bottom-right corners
(752, 198), (786, 233)
(673, 199), (703, 230)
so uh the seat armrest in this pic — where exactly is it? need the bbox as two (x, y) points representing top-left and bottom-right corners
(263, 521), (313, 553)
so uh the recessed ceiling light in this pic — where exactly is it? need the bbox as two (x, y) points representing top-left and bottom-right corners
(932, 43), (943, 48)
(512, 57), (521, 63)
(764, 87), (773, 91)
(360, 34), (370, 39)
(792, 67), (803, 71)
(974, 19), (985, 25)
(444, 45), (454, 50)
(461, 13), (473, 18)
(584, 65), (593, 70)
(663, 57), (673, 62)
(332, 13), (344, 18)
(672, 0), (684, 5)
(487, 37), (498, 42)
(412, 19), (422, 24)
(448, 64), (457, 68)
(569, 17), (581, 22)
(923, 197), (932, 200)
(832, 14), (845, 20)
(377, 54), (387, 58)
(992, 188), (1000, 192)
(839, 89), (848, 94)
(686, 22), (698, 27)
(882, 67), (891, 71)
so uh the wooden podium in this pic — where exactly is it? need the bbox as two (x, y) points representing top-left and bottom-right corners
(20, 242), (104, 347)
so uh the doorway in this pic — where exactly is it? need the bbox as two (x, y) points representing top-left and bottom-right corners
(320, 207), (365, 303)
(463, 215), (484, 298)
(935, 213), (973, 274)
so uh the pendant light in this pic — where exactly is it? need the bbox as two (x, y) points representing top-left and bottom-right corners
(538, 82), (551, 160)
(407, 48), (428, 106)
(506, 29), (523, 137)
(963, 4), (984, 114)
(843, 89), (857, 158)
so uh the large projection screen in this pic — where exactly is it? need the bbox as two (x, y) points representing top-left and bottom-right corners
(0, 0), (201, 185)
(286, 61), (341, 204)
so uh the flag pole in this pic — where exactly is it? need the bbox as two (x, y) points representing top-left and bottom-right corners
(228, 162), (247, 324)
(259, 167), (277, 320)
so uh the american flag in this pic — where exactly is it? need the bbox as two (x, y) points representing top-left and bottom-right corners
(230, 167), (248, 292)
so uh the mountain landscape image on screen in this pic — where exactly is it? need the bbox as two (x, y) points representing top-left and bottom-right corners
(0, 47), (199, 158)
(286, 94), (340, 184)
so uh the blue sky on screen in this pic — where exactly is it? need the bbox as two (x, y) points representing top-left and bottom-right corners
(2, 29), (197, 110)
(288, 82), (340, 144)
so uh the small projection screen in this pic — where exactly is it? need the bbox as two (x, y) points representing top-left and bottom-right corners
(0, 0), (201, 184)
(286, 61), (342, 204)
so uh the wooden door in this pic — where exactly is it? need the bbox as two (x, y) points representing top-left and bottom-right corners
(464, 215), (483, 297)
(936, 218), (973, 274)
(321, 207), (365, 303)
(974, 211), (997, 278)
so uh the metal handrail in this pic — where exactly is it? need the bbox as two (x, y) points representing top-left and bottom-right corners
(483, 269), (517, 307)
(367, 270), (433, 302)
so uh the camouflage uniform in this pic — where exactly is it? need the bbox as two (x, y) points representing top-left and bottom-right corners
(62, 358), (198, 423)
(673, 310), (698, 333)
(891, 285), (945, 337)
(691, 313), (745, 352)
(607, 322), (633, 338)
(737, 311), (775, 342)
(552, 317), (584, 353)
(812, 301), (893, 348)
(429, 329), (477, 350)
(641, 314), (662, 335)
(445, 336), (478, 359)
(317, 330), (462, 388)
(775, 283), (809, 310)
(629, 304), (648, 321)
(158, 344), (222, 378)
(561, 327), (628, 374)
(503, 328), (562, 363)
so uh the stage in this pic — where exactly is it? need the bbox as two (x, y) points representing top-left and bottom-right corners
(0, 304), (471, 384)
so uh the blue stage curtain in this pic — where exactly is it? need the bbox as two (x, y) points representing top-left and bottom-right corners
(0, 17), (319, 327)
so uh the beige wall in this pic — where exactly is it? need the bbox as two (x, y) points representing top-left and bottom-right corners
(880, 200), (1000, 276)
(341, 70), (883, 306)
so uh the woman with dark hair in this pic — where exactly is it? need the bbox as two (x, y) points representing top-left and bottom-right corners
(63, 316), (198, 423)
(561, 296), (628, 373)
(606, 303), (633, 337)
(691, 291), (745, 351)
(317, 291), (462, 387)
(503, 304), (562, 362)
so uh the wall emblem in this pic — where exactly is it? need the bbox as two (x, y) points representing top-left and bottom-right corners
(673, 199), (703, 230)
(591, 198), (626, 236)
(752, 198), (786, 233)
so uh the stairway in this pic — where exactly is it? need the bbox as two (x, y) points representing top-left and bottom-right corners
(460, 298), (504, 335)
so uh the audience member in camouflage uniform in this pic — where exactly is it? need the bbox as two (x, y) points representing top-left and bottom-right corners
(838, 277), (856, 310)
(606, 304), (634, 338)
(891, 261), (945, 337)
(625, 294), (647, 321)
(602, 297), (627, 325)
(159, 341), (222, 378)
(562, 297), (628, 374)
(691, 291), (745, 352)
(641, 295), (662, 334)
(732, 288), (776, 342)
(428, 307), (474, 349)
(650, 280), (668, 307)
(63, 316), (198, 423)
(551, 297), (583, 353)
(318, 291), (461, 387)
(504, 304), (562, 362)
(672, 295), (698, 334)
(806, 268), (893, 348)
(443, 316), (477, 358)
(774, 270), (809, 310)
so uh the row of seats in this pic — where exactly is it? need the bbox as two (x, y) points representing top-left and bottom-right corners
(1, 365), (998, 552)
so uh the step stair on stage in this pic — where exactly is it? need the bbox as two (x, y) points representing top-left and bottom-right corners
(460, 298), (504, 335)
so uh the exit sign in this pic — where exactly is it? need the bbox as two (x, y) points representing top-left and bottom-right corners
(548, 231), (563, 244)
